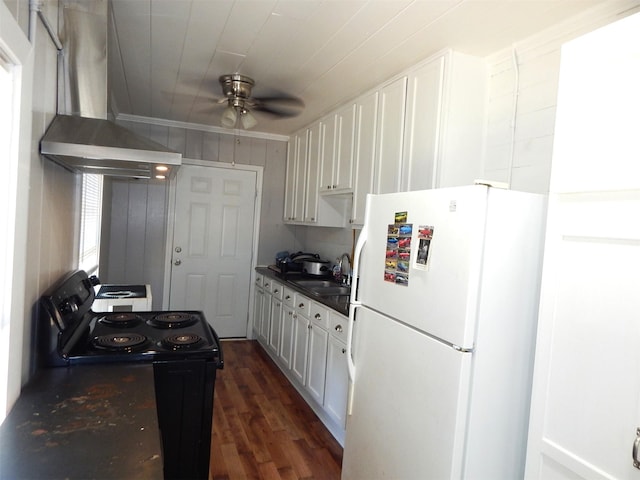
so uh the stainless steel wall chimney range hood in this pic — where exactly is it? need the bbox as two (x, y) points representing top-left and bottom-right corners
(40, 115), (181, 179)
(38, 1), (181, 179)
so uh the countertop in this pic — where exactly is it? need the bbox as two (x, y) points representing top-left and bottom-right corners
(0, 363), (163, 479)
(256, 266), (350, 316)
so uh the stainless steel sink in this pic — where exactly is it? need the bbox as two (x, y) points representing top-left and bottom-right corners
(289, 279), (336, 288)
(308, 286), (351, 297)
(288, 279), (351, 296)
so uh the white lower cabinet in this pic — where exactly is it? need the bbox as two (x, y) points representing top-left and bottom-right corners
(307, 303), (331, 404)
(252, 274), (264, 339)
(258, 287), (272, 346)
(325, 334), (349, 429)
(291, 305), (309, 385)
(253, 276), (348, 445)
(324, 312), (349, 428)
(278, 304), (295, 368)
(267, 281), (283, 355)
(268, 296), (283, 356)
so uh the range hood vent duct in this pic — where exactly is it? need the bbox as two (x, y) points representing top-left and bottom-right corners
(38, 1), (181, 179)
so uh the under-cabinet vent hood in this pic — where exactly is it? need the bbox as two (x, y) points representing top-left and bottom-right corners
(39, 1), (181, 179)
(40, 115), (181, 178)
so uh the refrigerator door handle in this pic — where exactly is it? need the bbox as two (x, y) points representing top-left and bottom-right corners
(346, 301), (363, 416)
(347, 227), (367, 378)
(349, 225), (367, 307)
(633, 427), (640, 469)
(346, 228), (367, 415)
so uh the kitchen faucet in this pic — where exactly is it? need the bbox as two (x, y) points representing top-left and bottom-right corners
(338, 252), (352, 286)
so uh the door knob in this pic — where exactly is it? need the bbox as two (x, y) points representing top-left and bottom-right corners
(633, 427), (640, 469)
(174, 259), (182, 266)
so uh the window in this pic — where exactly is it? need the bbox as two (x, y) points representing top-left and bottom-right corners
(78, 174), (103, 275)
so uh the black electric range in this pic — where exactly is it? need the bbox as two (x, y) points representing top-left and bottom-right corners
(38, 270), (223, 480)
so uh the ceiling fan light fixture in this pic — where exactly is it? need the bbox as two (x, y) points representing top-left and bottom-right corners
(240, 109), (257, 130)
(221, 105), (237, 128)
(215, 73), (303, 130)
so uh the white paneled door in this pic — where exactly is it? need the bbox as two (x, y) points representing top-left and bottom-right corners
(525, 12), (640, 479)
(169, 165), (257, 338)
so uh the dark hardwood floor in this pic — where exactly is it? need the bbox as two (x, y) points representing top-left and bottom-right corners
(210, 340), (343, 480)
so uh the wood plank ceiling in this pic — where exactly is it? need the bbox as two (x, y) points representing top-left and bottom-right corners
(108, 0), (606, 136)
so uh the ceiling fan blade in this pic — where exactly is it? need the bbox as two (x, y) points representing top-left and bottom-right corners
(191, 96), (229, 113)
(252, 96), (305, 118)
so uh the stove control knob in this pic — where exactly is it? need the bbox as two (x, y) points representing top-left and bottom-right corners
(174, 259), (182, 266)
(61, 298), (79, 314)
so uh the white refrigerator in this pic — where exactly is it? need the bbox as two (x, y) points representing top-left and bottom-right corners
(342, 185), (547, 480)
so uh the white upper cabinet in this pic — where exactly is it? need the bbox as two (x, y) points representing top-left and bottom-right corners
(294, 131), (308, 221)
(320, 105), (356, 194)
(350, 91), (379, 226)
(320, 113), (337, 193)
(284, 123), (348, 227)
(402, 51), (486, 191)
(334, 104), (356, 192)
(305, 122), (323, 222)
(286, 49), (486, 227)
(374, 76), (408, 195)
(283, 130), (308, 222)
(283, 134), (300, 222)
(402, 56), (443, 191)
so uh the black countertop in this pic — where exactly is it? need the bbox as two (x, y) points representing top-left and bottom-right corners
(256, 266), (350, 316)
(0, 363), (163, 479)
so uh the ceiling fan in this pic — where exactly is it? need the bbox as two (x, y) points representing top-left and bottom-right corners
(216, 74), (304, 130)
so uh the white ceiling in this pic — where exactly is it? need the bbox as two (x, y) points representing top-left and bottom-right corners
(108, 0), (606, 136)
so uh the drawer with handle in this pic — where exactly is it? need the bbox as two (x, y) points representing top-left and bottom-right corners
(329, 311), (348, 342)
(309, 302), (330, 329)
(295, 293), (311, 318)
(270, 281), (283, 300)
(283, 287), (296, 308)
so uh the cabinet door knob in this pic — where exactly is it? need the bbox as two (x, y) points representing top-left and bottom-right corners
(341, 348), (346, 354)
(335, 324), (343, 332)
(273, 288), (279, 294)
(298, 302), (305, 308)
(315, 313), (322, 320)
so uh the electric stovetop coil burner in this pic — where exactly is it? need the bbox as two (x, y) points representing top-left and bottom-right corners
(92, 332), (149, 351)
(98, 312), (143, 327)
(38, 270), (224, 480)
(148, 312), (197, 329)
(162, 332), (203, 350)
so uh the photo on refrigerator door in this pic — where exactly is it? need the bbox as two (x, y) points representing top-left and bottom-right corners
(415, 225), (434, 270)
(385, 215), (413, 285)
